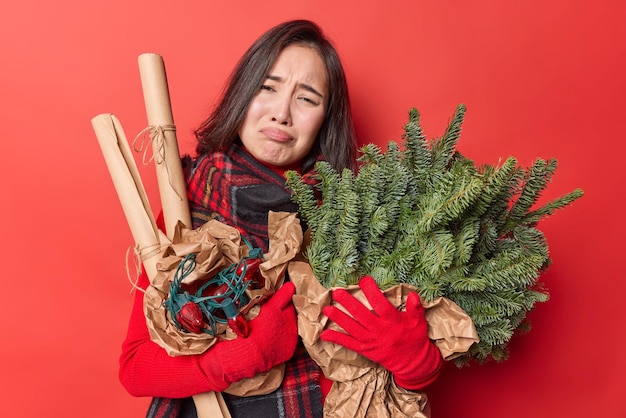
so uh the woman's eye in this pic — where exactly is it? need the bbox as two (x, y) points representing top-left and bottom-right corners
(299, 96), (318, 105)
(260, 84), (275, 92)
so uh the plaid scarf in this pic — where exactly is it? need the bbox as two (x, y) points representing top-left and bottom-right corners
(146, 144), (325, 418)
(185, 143), (318, 252)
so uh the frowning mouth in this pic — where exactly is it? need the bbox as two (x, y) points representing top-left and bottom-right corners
(260, 127), (293, 142)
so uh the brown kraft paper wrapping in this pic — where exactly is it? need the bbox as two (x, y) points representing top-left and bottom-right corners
(288, 260), (479, 418)
(144, 212), (304, 397)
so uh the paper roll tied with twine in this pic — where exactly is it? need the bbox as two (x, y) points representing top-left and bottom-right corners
(91, 113), (166, 280)
(136, 52), (229, 418)
(137, 52), (191, 239)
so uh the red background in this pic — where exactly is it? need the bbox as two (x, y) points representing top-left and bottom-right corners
(1, 1), (624, 417)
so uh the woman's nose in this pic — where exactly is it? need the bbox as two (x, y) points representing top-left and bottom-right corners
(271, 95), (292, 126)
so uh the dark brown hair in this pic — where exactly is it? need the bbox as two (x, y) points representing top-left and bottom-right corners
(194, 20), (357, 173)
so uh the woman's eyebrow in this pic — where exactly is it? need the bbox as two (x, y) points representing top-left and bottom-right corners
(266, 74), (324, 98)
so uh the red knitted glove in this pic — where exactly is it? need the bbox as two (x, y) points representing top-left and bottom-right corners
(201, 281), (298, 385)
(320, 276), (443, 390)
(120, 271), (298, 398)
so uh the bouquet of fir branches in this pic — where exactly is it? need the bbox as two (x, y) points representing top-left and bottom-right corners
(285, 104), (583, 417)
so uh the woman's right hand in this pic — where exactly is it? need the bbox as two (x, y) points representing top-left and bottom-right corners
(201, 281), (298, 385)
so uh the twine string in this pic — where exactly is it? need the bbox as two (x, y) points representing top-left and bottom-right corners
(125, 243), (163, 294)
(133, 125), (174, 164)
(132, 124), (185, 201)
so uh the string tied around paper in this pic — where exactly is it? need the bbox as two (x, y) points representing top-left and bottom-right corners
(133, 124), (176, 165)
(132, 124), (185, 201)
(125, 243), (163, 294)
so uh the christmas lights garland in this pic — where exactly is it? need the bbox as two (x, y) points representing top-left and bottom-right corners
(163, 241), (265, 338)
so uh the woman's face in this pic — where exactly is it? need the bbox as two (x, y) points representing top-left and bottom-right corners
(238, 44), (329, 167)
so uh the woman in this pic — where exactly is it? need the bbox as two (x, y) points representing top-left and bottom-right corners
(119, 20), (442, 418)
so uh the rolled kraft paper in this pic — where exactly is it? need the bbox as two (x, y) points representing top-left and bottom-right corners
(138, 53), (191, 238)
(91, 113), (161, 280)
(193, 392), (232, 418)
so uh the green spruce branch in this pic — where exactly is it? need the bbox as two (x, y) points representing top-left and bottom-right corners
(284, 104), (584, 365)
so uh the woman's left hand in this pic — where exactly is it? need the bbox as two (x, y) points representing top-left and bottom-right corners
(320, 276), (443, 390)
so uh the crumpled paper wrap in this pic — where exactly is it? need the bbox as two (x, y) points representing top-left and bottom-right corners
(144, 211), (304, 396)
(288, 260), (479, 418)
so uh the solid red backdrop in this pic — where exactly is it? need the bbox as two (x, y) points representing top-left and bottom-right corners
(1, 1), (624, 417)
